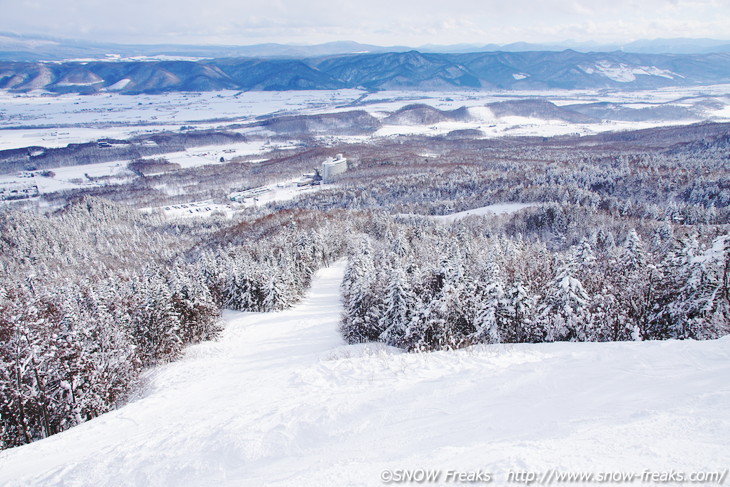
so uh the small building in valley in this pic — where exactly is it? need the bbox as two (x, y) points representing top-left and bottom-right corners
(0, 183), (39, 201)
(229, 186), (272, 203)
(297, 169), (323, 187)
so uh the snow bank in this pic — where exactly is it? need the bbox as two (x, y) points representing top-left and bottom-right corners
(1, 261), (728, 486)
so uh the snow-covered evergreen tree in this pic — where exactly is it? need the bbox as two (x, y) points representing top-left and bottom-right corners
(536, 256), (591, 342)
(471, 260), (508, 344)
(379, 265), (417, 348)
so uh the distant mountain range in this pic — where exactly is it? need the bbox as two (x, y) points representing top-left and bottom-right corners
(2, 50), (730, 94)
(1, 32), (730, 62)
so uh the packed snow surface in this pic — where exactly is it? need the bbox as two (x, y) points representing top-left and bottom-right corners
(1, 262), (729, 486)
(431, 202), (536, 223)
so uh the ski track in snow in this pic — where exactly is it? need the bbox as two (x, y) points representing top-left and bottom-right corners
(1, 261), (729, 486)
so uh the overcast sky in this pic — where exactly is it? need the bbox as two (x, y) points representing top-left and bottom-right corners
(1, 0), (728, 46)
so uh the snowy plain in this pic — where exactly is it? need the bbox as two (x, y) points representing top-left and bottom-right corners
(0, 89), (363, 150)
(2, 85), (730, 151)
(1, 262), (728, 487)
(3, 85), (728, 204)
(2, 85), (730, 204)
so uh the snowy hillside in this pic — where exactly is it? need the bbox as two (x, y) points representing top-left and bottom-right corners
(1, 261), (728, 487)
(2, 50), (730, 93)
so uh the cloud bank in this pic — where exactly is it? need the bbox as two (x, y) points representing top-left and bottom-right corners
(1, 0), (728, 46)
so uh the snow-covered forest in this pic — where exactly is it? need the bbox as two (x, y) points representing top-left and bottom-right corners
(0, 201), (345, 449)
(1, 120), (728, 452)
(340, 216), (729, 350)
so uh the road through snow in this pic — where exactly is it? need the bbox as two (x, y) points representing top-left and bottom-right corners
(1, 260), (729, 486)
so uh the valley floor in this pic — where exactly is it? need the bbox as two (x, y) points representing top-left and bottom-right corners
(1, 262), (728, 486)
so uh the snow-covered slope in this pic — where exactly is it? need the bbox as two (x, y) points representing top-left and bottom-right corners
(431, 202), (537, 223)
(1, 262), (728, 486)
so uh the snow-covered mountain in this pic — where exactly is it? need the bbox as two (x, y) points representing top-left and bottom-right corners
(1, 50), (729, 94)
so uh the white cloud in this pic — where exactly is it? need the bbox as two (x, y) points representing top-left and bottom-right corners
(0, 0), (727, 46)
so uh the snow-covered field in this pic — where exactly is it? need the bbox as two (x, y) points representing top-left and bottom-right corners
(2, 85), (730, 151)
(1, 86), (729, 203)
(1, 261), (728, 487)
(0, 140), (302, 197)
(373, 118), (696, 139)
(347, 84), (730, 112)
(0, 89), (364, 129)
(431, 203), (537, 222)
(0, 160), (134, 196)
(0, 90), (364, 150)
